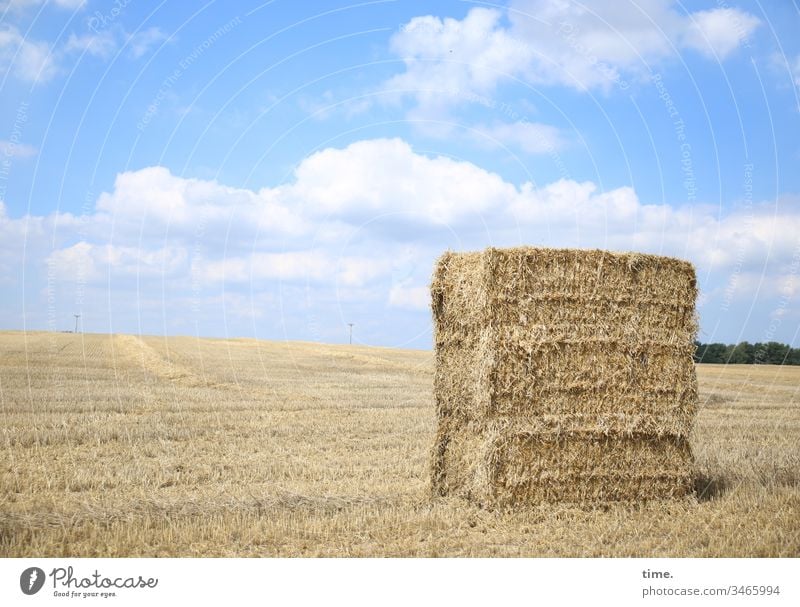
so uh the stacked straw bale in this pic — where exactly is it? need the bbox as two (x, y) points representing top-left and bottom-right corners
(431, 247), (698, 506)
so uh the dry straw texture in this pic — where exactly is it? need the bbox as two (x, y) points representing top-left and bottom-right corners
(1, 332), (798, 556)
(431, 246), (699, 507)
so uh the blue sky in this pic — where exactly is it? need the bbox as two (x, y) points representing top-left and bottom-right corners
(1, 0), (800, 349)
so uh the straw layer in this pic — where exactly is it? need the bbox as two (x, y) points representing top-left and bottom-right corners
(431, 247), (699, 506)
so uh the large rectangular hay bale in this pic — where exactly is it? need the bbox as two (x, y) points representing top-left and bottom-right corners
(431, 247), (698, 506)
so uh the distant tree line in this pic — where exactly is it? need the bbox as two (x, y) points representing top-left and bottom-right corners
(694, 341), (800, 365)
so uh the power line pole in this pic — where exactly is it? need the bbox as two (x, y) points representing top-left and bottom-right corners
(73, 314), (80, 333)
(348, 323), (354, 345)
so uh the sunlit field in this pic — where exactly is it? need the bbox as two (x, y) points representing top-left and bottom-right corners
(1, 331), (798, 557)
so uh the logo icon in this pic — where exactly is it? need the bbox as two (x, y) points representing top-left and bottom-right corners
(20, 567), (45, 595)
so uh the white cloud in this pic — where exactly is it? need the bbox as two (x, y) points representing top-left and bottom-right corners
(0, 1), (87, 83)
(719, 267), (800, 304)
(0, 25), (58, 83)
(767, 52), (800, 110)
(127, 27), (168, 59)
(289, 138), (516, 224)
(2, 21), (165, 86)
(386, 8), (534, 110)
(388, 283), (429, 310)
(3, 138), (799, 342)
(682, 8), (760, 59)
(97, 166), (200, 224)
(55, 0), (86, 9)
(511, 178), (639, 224)
(47, 242), (188, 283)
(96, 165), (307, 238)
(194, 250), (389, 287)
(1, 0), (85, 11)
(510, 0), (681, 85)
(64, 25), (167, 61)
(473, 120), (567, 154)
(24, 138), (800, 284)
(64, 30), (117, 59)
(385, 0), (761, 106)
(0, 139), (37, 158)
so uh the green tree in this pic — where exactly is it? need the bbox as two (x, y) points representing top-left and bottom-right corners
(699, 343), (727, 363)
(694, 341), (800, 365)
(728, 341), (755, 364)
(753, 342), (767, 364)
(766, 342), (790, 364)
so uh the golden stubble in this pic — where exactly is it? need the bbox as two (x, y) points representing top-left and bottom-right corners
(0, 331), (798, 556)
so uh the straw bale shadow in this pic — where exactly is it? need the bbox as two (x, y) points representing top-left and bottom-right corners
(693, 473), (729, 501)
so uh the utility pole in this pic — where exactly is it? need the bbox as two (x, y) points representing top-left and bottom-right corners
(348, 323), (354, 345)
(73, 314), (80, 333)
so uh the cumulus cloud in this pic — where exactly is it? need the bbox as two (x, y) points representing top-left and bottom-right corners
(64, 30), (117, 59)
(0, 25), (58, 83)
(95, 165), (307, 239)
(386, 8), (534, 110)
(47, 242), (188, 284)
(682, 8), (760, 59)
(388, 284), (429, 310)
(11, 137), (800, 283)
(3, 21), (166, 85)
(126, 27), (169, 59)
(288, 138), (516, 224)
(385, 0), (761, 107)
(64, 26), (168, 61)
(0, 0), (104, 84)
(194, 250), (389, 287)
(2, 138), (798, 342)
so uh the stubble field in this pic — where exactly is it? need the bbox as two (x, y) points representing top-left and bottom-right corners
(1, 331), (798, 556)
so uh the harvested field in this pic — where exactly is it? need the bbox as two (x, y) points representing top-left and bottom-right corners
(0, 331), (798, 557)
(431, 248), (698, 506)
